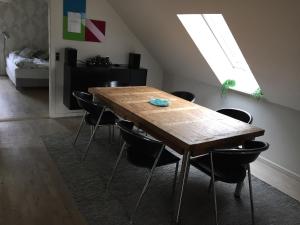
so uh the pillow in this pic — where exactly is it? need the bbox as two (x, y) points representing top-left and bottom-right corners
(15, 58), (35, 69)
(34, 50), (49, 60)
(11, 50), (20, 55)
(18, 48), (35, 58)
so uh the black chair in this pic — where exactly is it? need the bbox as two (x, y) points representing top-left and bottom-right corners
(217, 108), (253, 124)
(72, 91), (118, 160)
(100, 81), (127, 137)
(106, 120), (180, 223)
(190, 141), (269, 225)
(216, 108), (253, 197)
(171, 91), (196, 102)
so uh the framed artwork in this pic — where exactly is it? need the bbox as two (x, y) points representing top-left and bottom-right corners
(63, 0), (86, 41)
(85, 19), (106, 42)
(63, 0), (106, 43)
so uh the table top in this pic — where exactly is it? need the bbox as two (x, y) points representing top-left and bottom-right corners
(89, 86), (265, 156)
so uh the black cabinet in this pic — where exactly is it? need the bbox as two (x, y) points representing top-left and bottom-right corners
(63, 64), (147, 109)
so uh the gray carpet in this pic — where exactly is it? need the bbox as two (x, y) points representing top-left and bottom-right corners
(42, 128), (300, 225)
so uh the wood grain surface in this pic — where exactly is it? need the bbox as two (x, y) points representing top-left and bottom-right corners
(0, 120), (87, 225)
(89, 86), (265, 156)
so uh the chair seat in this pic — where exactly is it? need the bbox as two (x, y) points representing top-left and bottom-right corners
(171, 91), (195, 102)
(85, 111), (118, 126)
(190, 155), (246, 183)
(126, 147), (180, 169)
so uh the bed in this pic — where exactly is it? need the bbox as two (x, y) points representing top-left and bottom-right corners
(6, 50), (49, 89)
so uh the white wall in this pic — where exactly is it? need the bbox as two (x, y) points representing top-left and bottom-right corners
(163, 74), (300, 177)
(48, 0), (163, 117)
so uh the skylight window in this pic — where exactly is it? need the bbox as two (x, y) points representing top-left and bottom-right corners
(177, 14), (260, 94)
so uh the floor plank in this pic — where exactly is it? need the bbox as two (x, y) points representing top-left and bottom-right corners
(0, 76), (48, 120)
(0, 118), (87, 225)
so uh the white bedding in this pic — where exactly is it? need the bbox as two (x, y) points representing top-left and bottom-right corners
(6, 52), (49, 87)
(7, 52), (49, 70)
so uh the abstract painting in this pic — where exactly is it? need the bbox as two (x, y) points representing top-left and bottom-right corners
(85, 19), (106, 42)
(63, 0), (106, 43)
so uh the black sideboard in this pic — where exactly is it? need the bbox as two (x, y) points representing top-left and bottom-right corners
(63, 64), (147, 109)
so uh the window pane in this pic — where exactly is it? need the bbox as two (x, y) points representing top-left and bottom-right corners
(178, 14), (260, 94)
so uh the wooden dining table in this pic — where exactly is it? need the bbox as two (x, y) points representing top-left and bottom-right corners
(88, 86), (265, 224)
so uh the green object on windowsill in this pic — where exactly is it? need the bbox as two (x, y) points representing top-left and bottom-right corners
(252, 88), (263, 100)
(221, 79), (236, 95)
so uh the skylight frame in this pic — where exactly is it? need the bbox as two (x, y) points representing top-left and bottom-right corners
(177, 14), (260, 95)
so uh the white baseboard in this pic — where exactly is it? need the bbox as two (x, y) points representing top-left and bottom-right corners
(251, 156), (300, 202)
(49, 111), (83, 118)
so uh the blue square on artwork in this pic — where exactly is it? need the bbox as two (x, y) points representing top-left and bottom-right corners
(63, 0), (86, 16)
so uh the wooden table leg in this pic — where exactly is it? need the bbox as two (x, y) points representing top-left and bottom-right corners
(173, 150), (191, 224)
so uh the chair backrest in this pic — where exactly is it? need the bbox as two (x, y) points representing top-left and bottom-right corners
(212, 140), (269, 166)
(171, 91), (196, 102)
(117, 120), (163, 157)
(103, 80), (128, 87)
(72, 91), (103, 115)
(217, 108), (253, 124)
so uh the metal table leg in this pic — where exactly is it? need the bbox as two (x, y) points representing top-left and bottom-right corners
(173, 150), (191, 224)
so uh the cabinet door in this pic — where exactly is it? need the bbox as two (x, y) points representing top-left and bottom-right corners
(88, 67), (109, 87)
(130, 69), (147, 85)
(110, 68), (130, 85)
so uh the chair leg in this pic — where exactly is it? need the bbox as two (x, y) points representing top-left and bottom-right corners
(208, 178), (213, 192)
(210, 152), (218, 225)
(73, 112), (86, 145)
(174, 150), (191, 224)
(247, 165), (255, 225)
(90, 126), (94, 138)
(81, 107), (105, 161)
(208, 179), (219, 194)
(130, 145), (165, 224)
(172, 162), (179, 199)
(106, 143), (127, 192)
(234, 181), (244, 198)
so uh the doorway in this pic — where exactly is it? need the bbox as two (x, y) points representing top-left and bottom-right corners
(0, 0), (49, 121)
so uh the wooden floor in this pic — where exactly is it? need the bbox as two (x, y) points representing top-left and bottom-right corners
(0, 76), (49, 120)
(0, 117), (87, 225)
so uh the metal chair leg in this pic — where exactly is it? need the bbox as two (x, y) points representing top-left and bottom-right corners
(73, 112), (86, 145)
(106, 143), (127, 192)
(81, 107), (106, 161)
(234, 181), (244, 198)
(210, 152), (219, 225)
(208, 178), (213, 193)
(172, 162), (179, 199)
(130, 145), (165, 224)
(247, 165), (255, 225)
(174, 150), (191, 224)
(90, 126), (94, 138)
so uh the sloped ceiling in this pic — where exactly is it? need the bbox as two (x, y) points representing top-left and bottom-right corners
(108, 0), (300, 111)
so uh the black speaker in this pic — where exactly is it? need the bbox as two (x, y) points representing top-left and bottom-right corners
(128, 53), (141, 69)
(65, 48), (77, 66)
